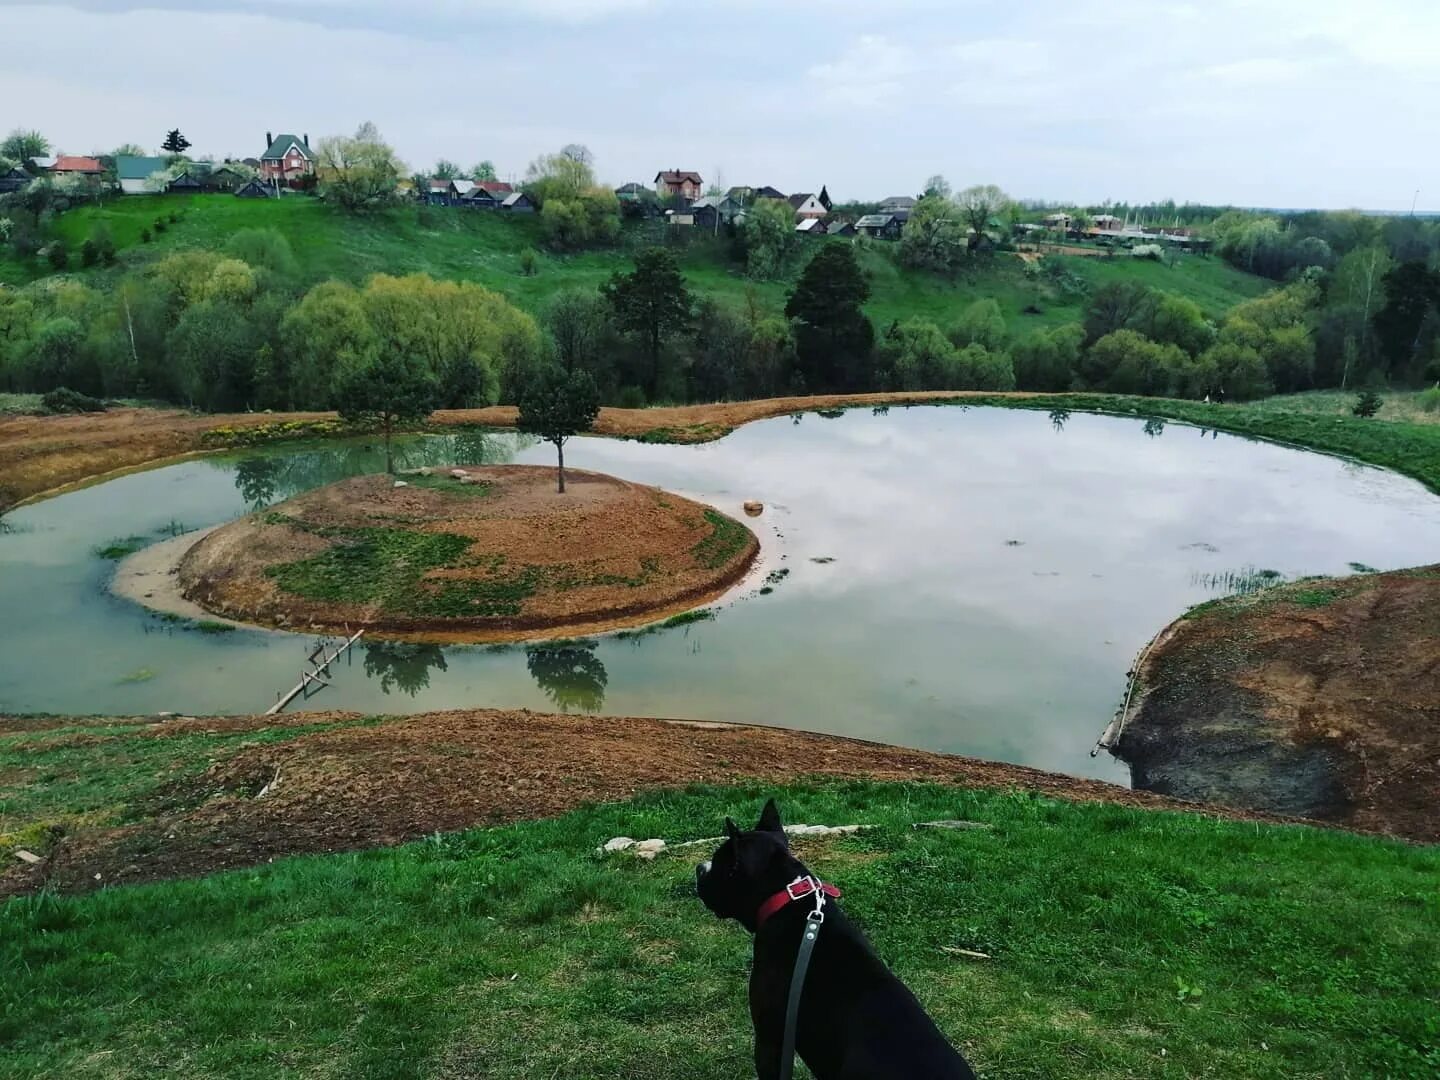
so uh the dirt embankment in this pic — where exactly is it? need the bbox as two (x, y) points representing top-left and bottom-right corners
(0, 392), (1019, 511)
(176, 467), (758, 641)
(1113, 568), (1440, 842)
(0, 706), (1335, 897)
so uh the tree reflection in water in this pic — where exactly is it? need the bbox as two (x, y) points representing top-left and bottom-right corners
(1049, 408), (1069, 433)
(225, 431), (537, 510)
(525, 640), (608, 713)
(363, 641), (449, 696)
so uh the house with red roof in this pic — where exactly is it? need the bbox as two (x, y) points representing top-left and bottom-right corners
(47, 155), (105, 178)
(259, 132), (315, 184)
(654, 169), (702, 203)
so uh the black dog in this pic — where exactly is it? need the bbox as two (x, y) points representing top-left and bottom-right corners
(696, 799), (975, 1079)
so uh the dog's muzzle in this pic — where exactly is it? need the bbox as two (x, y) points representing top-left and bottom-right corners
(694, 861), (711, 890)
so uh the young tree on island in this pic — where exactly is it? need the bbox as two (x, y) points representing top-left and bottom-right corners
(161, 129), (192, 155)
(602, 247), (692, 398)
(516, 365), (600, 493)
(334, 353), (437, 474)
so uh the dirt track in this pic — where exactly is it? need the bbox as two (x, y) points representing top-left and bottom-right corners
(0, 392), (1013, 511)
(1114, 568), (1440, 842)
(0, 707), (1326, 897)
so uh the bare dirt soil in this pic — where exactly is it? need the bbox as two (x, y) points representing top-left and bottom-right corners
(0, 392), (1010, 510)
(0, 707), (1324, 897)
(1114, 568), (1440, 842)
(177, 467), (758, 640)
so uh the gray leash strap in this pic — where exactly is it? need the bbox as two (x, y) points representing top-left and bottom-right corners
(778, 908), (825, 1080)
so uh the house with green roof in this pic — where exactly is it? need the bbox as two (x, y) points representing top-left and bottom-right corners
(260, 131), (314, 184)
(115, 155), (171, 194)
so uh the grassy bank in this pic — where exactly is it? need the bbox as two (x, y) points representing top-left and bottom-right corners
(6, 195), (1270, 328)
(2, 782), (1436, 1079)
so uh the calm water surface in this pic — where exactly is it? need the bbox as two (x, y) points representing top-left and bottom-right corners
(5, 406), (1440, 782)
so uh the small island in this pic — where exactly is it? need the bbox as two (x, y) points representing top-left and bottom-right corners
(177, 466), (758, 641)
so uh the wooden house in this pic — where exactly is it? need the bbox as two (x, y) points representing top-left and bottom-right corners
(501, 192), (535, 213)
(234, 177), (276, 199)
(855, 213), (902, 240)
(115, 155), (170, 194)
(0, 166), (31, 194)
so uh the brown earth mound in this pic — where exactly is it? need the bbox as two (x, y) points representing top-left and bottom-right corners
(1113, 568), (1440, 841)
(177, 466), (758, 641)
(0, 707), (1319, 897)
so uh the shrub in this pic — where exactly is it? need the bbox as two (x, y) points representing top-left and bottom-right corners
(153, 218), (167, 234)
(45, 239), (68, 269)
(1352, 390), (1382, 418)
(614, 385), (647, 409)
(140, 227), (152, 244)
(42, 386), (106, 414)
(1418, 386), (1440, 414)
(518, 249), (539, 276)
(80, 237), (100, 267)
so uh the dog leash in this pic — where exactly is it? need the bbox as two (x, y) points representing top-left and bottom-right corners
(776, 876), (834, 1080)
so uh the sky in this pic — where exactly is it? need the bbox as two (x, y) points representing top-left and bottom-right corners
(2, 0), (1437, 211)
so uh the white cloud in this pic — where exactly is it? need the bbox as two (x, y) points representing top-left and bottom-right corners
(806, 36), (913, 108)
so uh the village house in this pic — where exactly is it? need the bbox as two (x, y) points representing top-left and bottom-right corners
(115, 155), (170, 194)
(1092, 213), (1123, 231)
(1042, 212), (1072, 229)
(855, 213), (903, 240)
(788, 192), (827, 220)
(654, 169), (702, 203)
(795, 217), (826, 236)
(501, 191), (535, 213)
(0, 166), (31, 194)
(826, 219), (857, 238)
(234, 177), (275, 199)
(879, 195), (916, 215)
(260, 132), (315, 184)
(47, 155), (105, 180)
(726, 185), (786, 206)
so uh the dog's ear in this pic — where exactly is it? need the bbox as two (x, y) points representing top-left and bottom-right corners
(756, 798), (783, 834)
(723, 817), (741, 840)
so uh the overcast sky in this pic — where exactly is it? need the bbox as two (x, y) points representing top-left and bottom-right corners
(3, 0), (1437, 210)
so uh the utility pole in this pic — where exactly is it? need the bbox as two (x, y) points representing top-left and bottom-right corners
(1411, 189), (1420, 216)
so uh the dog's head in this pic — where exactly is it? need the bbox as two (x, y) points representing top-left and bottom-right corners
(695, 798), (804, 929)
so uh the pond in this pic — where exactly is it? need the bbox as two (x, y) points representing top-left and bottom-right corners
(5, 405), (1440, 783)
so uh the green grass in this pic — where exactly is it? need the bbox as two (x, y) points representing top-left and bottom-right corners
(0, 715), (383, 853)
(0, 392), (44, 415)
(400, 471), (493, 497)
(946, 392), (1440, 498)
(1, 781), (1435, 1078)
(91, 535), (149, 560)
(690, 508), (753, 569)
(4, 195), (1272, 331)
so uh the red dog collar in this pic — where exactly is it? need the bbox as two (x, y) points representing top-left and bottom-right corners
(756, 875), (841, 928)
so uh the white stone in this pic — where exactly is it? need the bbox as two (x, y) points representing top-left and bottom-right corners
(393, 480), (408, 488)
(601, 837), (636, 853)
(450, 469), (469, 480)
(634, 838), (667, 861)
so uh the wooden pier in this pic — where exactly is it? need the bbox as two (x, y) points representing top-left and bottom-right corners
(265, 629), (365, 715)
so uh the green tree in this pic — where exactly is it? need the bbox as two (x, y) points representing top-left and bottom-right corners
(26, 317), (83, 391)
(280, 280), (379, 409)
(471, 161), (497, 182)
(540, 189), (621, 251)
(951, 343), (1016, 390)
(1088, 330), (1191, 396)
(602, 247), (692, 398)
(523, 147), (595, 207)
(1373, 261), (1440, 377)
(1084, 282), (1157, 345)
(785, 244), (874, 391)
(223, 228), (298, 279)
(316, 122), (404, 212)
(898, 195), (964, 272)
(334, 352), (438, 474)
(161, 129), (192, 155)
(1201, 340), (1272, 400)
(879, 318), (956, 390)
(740, 198), (798, 280)
(950, 298), (1007, 351)
(166, 299), (259, 411)
(1012, 323), (1084, 391)
(1139, 293), (1213, 357)
(46, 239), (68, 271)
(1330, 245), (1393, 385)
(1, 129), (49, 163)
(689, 301), (752, 400)
(955, 184), (1011, 250)
(432, 159), (460, 180)
(923, 174), (951, 199)
(544, 289), (611, 376)
(516, 365), (601, 493)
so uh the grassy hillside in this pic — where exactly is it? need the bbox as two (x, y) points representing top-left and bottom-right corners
(4, 194), (1271, 330)
(2, 778), (1435, 1079)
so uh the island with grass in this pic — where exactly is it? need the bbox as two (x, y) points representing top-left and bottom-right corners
(176, 465), (758, 640)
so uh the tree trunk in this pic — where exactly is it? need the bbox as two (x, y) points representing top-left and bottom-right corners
(384, 418), (394, 475)
(556, 439), (566, 493)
